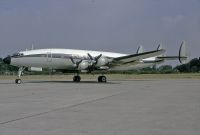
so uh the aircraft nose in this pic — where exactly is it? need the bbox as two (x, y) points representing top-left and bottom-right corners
(3, 56), (11, 64)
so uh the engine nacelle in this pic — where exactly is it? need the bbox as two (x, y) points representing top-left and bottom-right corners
(28, 67), (43, 72)
(96, 57), (109, 67)
(78, 61), (89, 70)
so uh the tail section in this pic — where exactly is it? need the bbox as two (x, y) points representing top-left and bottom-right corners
(179, 41), (188, 64)
(157, 44), (163, 51)
(157, 41), (189, 64)
(157, 44), (165, 58)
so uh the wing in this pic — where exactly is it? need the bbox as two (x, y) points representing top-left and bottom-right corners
(110, 49), (166, 66)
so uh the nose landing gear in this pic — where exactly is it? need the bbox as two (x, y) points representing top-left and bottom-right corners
(15, 67), (26, 84)
(15, 79), (22, 84)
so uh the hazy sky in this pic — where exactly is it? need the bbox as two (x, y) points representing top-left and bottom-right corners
(0, 0), (200, 59)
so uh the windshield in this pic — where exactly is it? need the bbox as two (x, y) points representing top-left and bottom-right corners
(12, 52), (24, 57)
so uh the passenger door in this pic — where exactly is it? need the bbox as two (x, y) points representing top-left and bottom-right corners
(47, 52), (52, 62)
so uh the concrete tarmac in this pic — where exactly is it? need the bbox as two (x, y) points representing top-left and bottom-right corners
(0, 79), (200, 135)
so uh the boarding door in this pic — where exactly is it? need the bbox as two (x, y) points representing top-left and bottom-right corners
(47, 52), (52, 62)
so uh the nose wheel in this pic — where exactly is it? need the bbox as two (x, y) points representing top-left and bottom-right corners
(98, 76), (107, 83)
(15, 67), (25, 84)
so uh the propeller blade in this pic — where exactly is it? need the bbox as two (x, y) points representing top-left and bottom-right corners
(70, 57), (83, 69)
(88, 53), (102, 61)
(87, 53), (103, 67)
(95, 54), (102, 60)
(70, 57), (75, 64)
(87, 53), (94, 60)
(77, 60), (83, 65)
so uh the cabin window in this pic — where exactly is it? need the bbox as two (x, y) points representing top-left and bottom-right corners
(52, 54), (62, 58)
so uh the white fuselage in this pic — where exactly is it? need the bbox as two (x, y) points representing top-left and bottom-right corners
(10, 49), (159, 71)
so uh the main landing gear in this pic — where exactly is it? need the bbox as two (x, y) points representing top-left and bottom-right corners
(73, 73), (81, 82)
(73, 74), (107, 83)
(73, 75), (81, 82)
(98, 75), (107, 83)
(15, 67), (25, 84)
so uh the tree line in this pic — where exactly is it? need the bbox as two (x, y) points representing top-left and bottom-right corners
(175, 58), (200, 73)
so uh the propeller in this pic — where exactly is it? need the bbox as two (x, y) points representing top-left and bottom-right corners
(70, 54), (103, 71)
(87, 53), (102, 65)
(70, 57), (82, 68)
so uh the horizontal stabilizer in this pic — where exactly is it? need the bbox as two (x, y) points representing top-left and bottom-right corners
(113, 49), (165, 64)
(157, 41), (189, 64)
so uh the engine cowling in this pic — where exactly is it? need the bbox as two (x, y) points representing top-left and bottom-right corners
(78, 61), (89, 70)
(96, 57), (109, 67)
(28, 67), (43, 72)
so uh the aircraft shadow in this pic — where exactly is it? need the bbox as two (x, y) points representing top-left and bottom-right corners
(0, 80), (154, 84)
(24, 80), (119, 84)
(0, 80), (119, 84)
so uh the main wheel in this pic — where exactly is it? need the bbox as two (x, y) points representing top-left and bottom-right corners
(98, 76), (102, 82)
(73, 76), (81, 82)
(15, 79), (22, 84)
(98, 76), (107, 83)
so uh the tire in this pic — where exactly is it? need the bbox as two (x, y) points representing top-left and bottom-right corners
(98, 76), (102, 82)
(73, 76), (81, 82)
(101, 76), (107, 83)
(98, 76), (107, 83)
(15, 79), (21, 84)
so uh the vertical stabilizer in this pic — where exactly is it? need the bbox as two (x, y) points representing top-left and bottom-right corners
(136, 46), (144, 54)
(157, 44), (163, 50)
(179, 41), (188, 64)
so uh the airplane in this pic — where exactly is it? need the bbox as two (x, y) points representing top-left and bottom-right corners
(1, 41), (188, 84)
